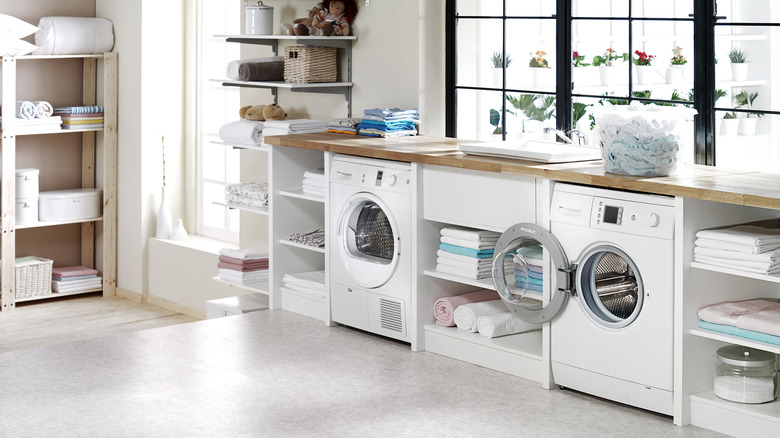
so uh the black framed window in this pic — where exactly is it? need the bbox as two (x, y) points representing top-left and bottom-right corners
(446, 0), (780, 170)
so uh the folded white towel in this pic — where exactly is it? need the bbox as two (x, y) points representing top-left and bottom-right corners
(436, 263), (492, 280)
(283, 270), (326, 290)
(264, 119), (327, 130)
(696, 225), (780, 247)
(441, 236), (498, 250)
(440, 226), (501, 242)
(694, 256), (780, 275)
(694, 255), (778, 272)
(303, 168), (325, 180)
(695, 238), (780, 254)
(453, 300), (508, 332)
(262, 127), (328, 137)
(218, 120), (265, 145)
(694, 246), (780, 263)
(218, 269), (269, 284)
(477, 312), (542, 338)
(218, 248), (268, 260)
(16, 101), (34, 120)
(436, 256), (492, 271)
(280, 286), (325, 299)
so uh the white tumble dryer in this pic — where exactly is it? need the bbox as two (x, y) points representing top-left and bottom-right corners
(491, 183), (676, 415)
(329, 155), (412, 342)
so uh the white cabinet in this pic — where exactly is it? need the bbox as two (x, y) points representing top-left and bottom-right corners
(677, 197), (780, 435)
(419, 164), (550, 385)
(0, 54), (117, 310)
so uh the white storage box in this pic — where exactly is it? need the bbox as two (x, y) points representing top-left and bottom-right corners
(206, 293), (269, 319)
(15, 197), (38, 226)
(38, 188), (102, 222)
(16, 168), (39, 198)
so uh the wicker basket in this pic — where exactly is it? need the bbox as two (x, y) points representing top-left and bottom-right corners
(284, 45), (337, 84)
(14, 256), (53, 299)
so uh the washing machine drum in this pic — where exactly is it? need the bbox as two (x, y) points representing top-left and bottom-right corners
(491, 223), (644, 327)
(337, 193), (400, 289)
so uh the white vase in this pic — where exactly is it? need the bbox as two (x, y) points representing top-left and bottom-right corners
(731, 63), (748, 81)
(665, 66), (683, 85)
(156, 186), (172, 239)
(719, 118), (739, 136)
(738, 117), (757, 136)
(598, 65), (618, 86)
(491, 67), (502, 88)
(635, 65), (654, 85)
(529, 67), (550, 89)
(171, 218), (188, 241)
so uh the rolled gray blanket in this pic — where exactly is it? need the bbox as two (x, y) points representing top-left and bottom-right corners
(238, 60), (285, 82)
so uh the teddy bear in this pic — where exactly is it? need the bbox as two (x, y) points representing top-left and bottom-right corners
(282, 0), (358, 37)
(239, 103), (287, 121)
(280, 3), (323, 36)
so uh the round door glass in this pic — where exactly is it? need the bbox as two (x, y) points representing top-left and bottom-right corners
(576, 245), (643, 329)
(346, 201), (395, 262)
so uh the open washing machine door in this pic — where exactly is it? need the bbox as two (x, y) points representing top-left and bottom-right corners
(336, 192), (400, 289)
(491, 223), (572, 324)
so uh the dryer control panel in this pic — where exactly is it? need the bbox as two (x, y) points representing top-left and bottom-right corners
(356, 164), (412, 194)
(591, 196), (674, 240)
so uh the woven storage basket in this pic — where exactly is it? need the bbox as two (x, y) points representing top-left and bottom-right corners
(284, 45), (337, 83)
(14, 256), (53, 299)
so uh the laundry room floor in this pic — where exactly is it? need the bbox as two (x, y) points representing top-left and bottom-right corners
(0, 309), (725, 437)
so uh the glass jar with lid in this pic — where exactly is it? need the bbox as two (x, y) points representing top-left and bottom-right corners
(714, 344), (778, 404)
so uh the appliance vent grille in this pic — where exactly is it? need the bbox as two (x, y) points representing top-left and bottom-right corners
(379, 299), (403, 332)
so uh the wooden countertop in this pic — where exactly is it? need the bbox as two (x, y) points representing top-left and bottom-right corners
(264, 133), (780, 210)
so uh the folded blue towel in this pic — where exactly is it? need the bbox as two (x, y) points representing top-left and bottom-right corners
(514, 276), (543, 286)
(514, 245), (543, 259)
(357, 122), (416, 132)
(54, 105), (105, 114)
(513, 281), (543, 292)
(364, 107), (419, 119)
(359, 119), (416, 128)
(514, 268), (543, 280)
(698, 320), (780, 346)
(440, 243), (494, 259)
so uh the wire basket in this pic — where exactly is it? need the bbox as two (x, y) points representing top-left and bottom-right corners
(14, 256), (53, 299)
(284, 45), (337, 83)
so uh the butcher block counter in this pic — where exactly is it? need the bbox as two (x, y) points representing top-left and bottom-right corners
(264, 133), (780, 210)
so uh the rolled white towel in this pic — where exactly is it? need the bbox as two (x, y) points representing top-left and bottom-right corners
(453, 300), (508, 332)
(218, 120), (265, 145)
(16, 100), (34, 120)
(32, 100), (53, 118)
(477, 312), (542, 338)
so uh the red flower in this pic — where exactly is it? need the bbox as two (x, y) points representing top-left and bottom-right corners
(634, 50), (655, 66)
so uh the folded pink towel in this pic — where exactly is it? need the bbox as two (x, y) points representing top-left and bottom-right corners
(218, 254), (268, 267)
(698, 298), (780, 337)
(52, 265), (99, 278)
(433, 289), (500, 327)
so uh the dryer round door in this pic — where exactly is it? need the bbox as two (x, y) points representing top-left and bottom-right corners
(574, 245), (644, 329)
(336, 192), (400, 289)
(492, 223), (572, 324)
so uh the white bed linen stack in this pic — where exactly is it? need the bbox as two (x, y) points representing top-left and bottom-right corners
(281, 270), (326, 299)
(301, 168), (325, 197)
(694, 225), (780, 275)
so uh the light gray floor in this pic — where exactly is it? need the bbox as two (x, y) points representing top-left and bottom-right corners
(0, 309), (724, 437)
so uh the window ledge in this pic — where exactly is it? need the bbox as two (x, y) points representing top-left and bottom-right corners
(149, 235), (237, 255)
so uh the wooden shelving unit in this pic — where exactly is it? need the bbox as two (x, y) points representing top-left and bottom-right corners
(0, 53), (117, 311)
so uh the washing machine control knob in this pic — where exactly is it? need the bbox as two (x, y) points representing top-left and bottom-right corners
(387, 174), (398, 186)
(649, 212), (661, 227)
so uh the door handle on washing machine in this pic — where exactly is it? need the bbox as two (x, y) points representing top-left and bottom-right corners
(336, 171), (353, 177)
(557, 206), (583, 215)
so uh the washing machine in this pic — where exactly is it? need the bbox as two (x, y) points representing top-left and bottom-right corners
(492, 183), (676, 415)
(329, 155), (412, 342)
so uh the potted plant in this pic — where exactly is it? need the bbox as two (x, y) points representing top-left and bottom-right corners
(729, 48), (749, 81)
(666, 46), (687, 85)
(734, 90), (760, 136)
(571, 50), (590, 88)
(633, 50), (656, 85)
(720, 112), (739, 136)
(489, 51), (511, 87)
(507, 93), (555, 133)
(528, 50), (551, 88)
(592, 48), (627, 86)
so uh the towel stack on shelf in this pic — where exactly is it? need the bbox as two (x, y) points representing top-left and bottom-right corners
(217, 248), (269, 285)
(51, 266), (102, 294)
(225, 181), (269, 210)
(302, 168), (325, 197)
(358, 108), (419, 138)
(326, 118), (361, 135)
(698, 298), (780, 345)
(694, 224), (780, 275)
(289, 229), (325, 248)
(54, 105), (104, 130)
(281, 270), (326, 299)
(262, 119), (327, 139)
(513, 245), (544, 298)
(436, 226), (503, 280)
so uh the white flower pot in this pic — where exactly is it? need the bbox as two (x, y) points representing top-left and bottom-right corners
(491, 67), (502, 88)
(635, 65), (654, 85)
(529, 67), (551, 89)
(719, 118), (739, 136)
(731, 63), (749, 81)
(598, 65), (618, 86)
(738, 117), (757, 136)
(665, 66), (684, 85)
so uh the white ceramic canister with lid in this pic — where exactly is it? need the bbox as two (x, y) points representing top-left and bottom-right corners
(246, 1), (273, 35)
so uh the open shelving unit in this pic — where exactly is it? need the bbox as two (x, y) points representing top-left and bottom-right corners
(0, 53), (117, 311)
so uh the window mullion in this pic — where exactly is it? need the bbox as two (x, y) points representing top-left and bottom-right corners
(694, 0), (717, 165)
(557, 0), (572, 133)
